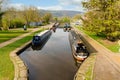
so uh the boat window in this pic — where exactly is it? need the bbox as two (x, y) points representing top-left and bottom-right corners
(34, 36), (40, 40)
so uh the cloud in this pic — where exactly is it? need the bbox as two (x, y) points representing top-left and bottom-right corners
(37, 5), (63, 10)
(8, 3), (24, 8)
(58, 0), (84, 11)
(2, 3), (24, 10)
(2, 0), (84, 12)
(59, 0), (82, 6)
(3, 3), (63, 11)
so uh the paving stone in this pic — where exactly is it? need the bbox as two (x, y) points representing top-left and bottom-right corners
(20, 70), (27, 78)
(18, 78), (27, 80)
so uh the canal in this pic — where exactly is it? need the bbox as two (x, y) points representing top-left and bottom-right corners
(19, 29), (78, 80)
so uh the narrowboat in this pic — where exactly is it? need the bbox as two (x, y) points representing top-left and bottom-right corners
(69, 31), (89, 62)
(72, 41), (89, 61)
(63, 24), (71, 32)
(32, 30), (51, 46)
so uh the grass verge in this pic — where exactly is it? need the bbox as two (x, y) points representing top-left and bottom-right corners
(85, 54), (96, 80)
(0, 30), (30, 43)
(76, 26), (119, 53)
(85, 65), (93, 80)
(0, 28), (44, 80)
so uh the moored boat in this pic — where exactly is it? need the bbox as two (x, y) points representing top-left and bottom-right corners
(69, 30), (89, 62)
(72, 41), (89, 62)
(32, 30), (52, 46)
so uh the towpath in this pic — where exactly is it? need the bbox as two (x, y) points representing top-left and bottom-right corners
(74, 27), (120, 80)
(0, 24), (53, 48)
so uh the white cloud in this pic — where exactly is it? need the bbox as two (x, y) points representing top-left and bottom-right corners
(4, 3), (64, 11)
(37, 5), (63, 10)
(58, 0), (84, 11)
(2, 0), (84, 12)
(59, 0), (83, 6)
(8, 3), (24, 8)
(2, 3), (24, 10)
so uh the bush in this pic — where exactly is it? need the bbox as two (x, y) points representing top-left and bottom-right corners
(2, 19), (9, 30)
(10, 19), (25, 28)
(107, 31), (120, 41)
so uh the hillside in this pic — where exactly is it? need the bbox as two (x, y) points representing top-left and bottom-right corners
(39, 10), (83, 17)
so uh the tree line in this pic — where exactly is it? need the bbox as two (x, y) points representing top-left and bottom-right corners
(0, 0), (52, 30)
(81, 0), (120, 41)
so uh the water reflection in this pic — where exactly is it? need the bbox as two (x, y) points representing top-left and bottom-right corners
(19, 29), (78, 80)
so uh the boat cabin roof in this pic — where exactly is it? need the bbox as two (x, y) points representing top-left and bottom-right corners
(36, 30), (49, 36)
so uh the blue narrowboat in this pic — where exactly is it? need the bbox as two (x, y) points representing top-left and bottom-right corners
(32, 30), (51, 46)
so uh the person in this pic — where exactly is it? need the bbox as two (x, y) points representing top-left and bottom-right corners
(23, 24), (27, 31)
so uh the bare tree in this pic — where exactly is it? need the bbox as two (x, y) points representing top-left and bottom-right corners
(0, 0), (9, 30)
(22, 6), (41, 27)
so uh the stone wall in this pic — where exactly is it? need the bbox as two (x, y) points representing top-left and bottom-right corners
(73, 28), (97, 80)
(10, 41), (31, 80)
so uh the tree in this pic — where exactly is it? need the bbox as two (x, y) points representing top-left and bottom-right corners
(54, 17), (58, 22)
(42, 13), (52, 24)
(0, 0), (9, 30)
(22, 6), (41, 27)
(60, 16), (71, 24)
(0, 0), (9, 10)
(73, 14), (82, 20)
(82, 0), (120, 41)
(2, 8), (16, 29)
(2, 7), (25, 29)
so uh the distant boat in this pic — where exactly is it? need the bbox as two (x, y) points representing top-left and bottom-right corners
(63, 24), (72, 32)
(50, 23), (59, 32)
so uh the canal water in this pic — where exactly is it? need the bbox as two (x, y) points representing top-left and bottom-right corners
(19, 29), (78, 80)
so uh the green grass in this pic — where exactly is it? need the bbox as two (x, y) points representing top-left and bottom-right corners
(85, 54), (96, 80)
(76, 26), (103, 40)
(85, 65), (93, 80)
(0, 30), (29, 43)
(76, 26), (119, 53)
(108, 45), (119, 52)
(0, 29), (43, 80)
(101, 42), (119, 53)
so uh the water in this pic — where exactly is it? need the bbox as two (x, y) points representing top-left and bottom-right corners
(19, 29), (78, 80)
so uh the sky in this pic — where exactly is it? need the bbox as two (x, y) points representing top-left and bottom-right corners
(7, 0), (84, 11)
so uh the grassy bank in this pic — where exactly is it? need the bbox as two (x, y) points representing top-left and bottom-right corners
(0, 28), (43, 80)
(85, 54), (96, 80)
(76, 26), (119, 53)
(0, 30), (30, 43)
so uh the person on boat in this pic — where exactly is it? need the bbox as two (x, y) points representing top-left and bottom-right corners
(75, 41), (82, 53)
(76, 41), (87, 53)
(78, 42), (86, 50)
(77, 41), (90, 56)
